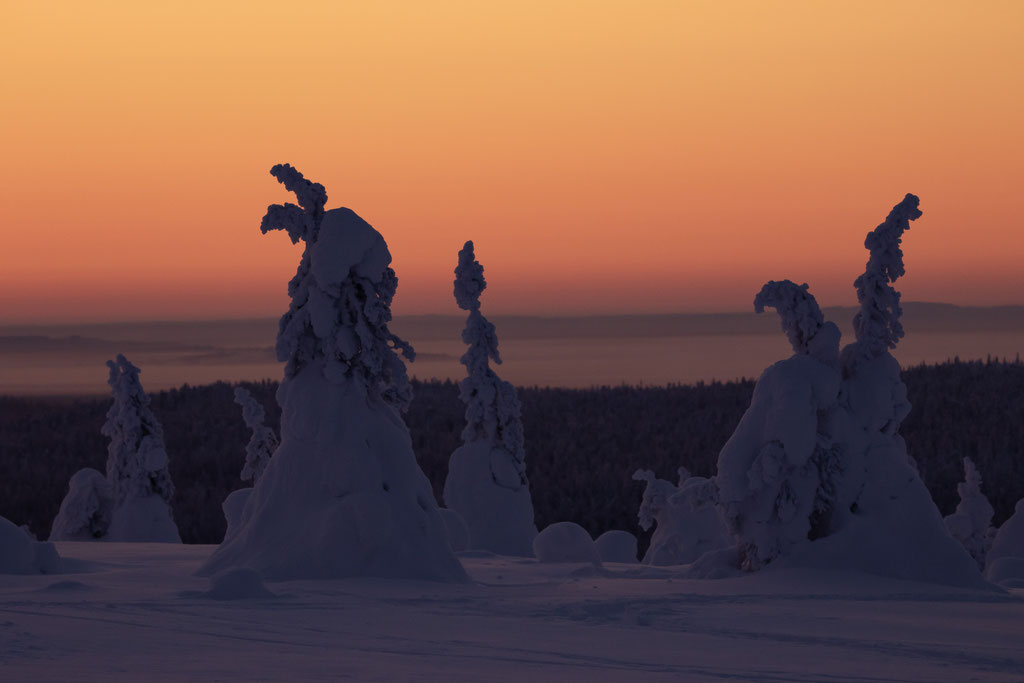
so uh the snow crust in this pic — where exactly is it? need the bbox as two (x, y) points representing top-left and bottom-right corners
(944, 458), (995, 570)
(101, 355), (180, 543)
(533, 522), (600, 564)
(443, 241), (537, 556)
(594, 530), (638, 564)
(1, 516), (61, 574)
(49, 468), (112, 541)
(201, 165), (465, 582)
(634, 468), (730, 566)
(712, 197), (988, 588)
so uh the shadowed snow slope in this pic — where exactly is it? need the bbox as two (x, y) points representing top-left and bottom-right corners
(1, 543), (1021, 681)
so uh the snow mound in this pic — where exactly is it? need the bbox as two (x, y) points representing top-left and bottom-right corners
(635, 468), (731, 566)
(533, 522), (600, 564)
(444, 241), (537, 557)
(438, 508), (471, 552)
(200, 166), (465, 582)
(986, 499), (1024, 585)
(221, 488), (252, 543)
(595, 530), (638, 563)
(204, 568), (276, 600)
(1, 516), (61, 574)
(50, 468), (112, 541)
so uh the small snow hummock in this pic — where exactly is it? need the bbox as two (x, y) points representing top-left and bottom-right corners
(634, 468), (731, 566)
(204, 568), (276, 600)
(234, 387), (278, 485)
(944, 458), (995, 570)
(200, 165), (466, 582)
(49, 468), (113, 541)
(533, 522), (600, 564)
(594, 530), (638, 564)
(1, 516), (61, 574)
(713, 197), (988, 588)
(101, 355), (180, 543)
(443, 241), (537, 557)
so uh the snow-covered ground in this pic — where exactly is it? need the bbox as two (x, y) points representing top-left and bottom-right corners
(1, 543), (1021, 682)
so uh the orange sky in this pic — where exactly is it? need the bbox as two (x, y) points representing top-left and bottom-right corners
(1, 1), (1021, 322)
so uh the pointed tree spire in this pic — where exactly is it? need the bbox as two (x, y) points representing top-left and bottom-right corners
(233, 387), (278, 484)
(850, 193), (922, 360)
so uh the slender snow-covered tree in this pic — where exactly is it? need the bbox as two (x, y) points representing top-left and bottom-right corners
(234, 386), (277, 485)
(102, 354), (180, 543)
(443, 240), (537, 556)
(986, 499), (1024, 585)
(201, 165), (466, 581)
(944, 458), (995, 570)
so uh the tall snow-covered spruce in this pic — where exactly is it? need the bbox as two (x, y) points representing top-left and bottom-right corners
(713, 196), (987, 588)
(200, 165), (466, 581)
(102, 354), (180, 543)
(443, 241), (537, 556)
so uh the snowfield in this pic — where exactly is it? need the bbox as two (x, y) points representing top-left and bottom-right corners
(1, 543), (1022, 682)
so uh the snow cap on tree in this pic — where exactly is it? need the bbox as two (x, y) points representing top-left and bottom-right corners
(849, 193), (922, 361)
(454, 241), (525, 483)
(260, 164), (415, 409)
(102, 354), (175, 506)
(233, 387), (278, 484)
(754, 280), (839, 365)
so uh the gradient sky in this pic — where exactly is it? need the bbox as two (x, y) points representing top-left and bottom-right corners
(1, 1), (1021, 322)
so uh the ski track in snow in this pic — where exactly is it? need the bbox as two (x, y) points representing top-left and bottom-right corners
(0, 544), (1022, 682)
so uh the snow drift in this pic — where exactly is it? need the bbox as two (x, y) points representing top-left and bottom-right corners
(199, 164), (466, 582)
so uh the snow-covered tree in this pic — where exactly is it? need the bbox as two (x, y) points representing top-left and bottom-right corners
(233, 387), (277, 484)
(943, 458), (995, 570)
(49, 468), (112, 541)
(200, 165), (466, 582)
(443, 240), (537, 556)
(102, 354), (180, 543)
(986, 499), (1024, 586)
(633, 467), (730, 566)
(712, 197), (986, 587)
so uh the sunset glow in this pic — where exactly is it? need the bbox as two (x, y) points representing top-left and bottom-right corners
(1, 0), (1021, 322)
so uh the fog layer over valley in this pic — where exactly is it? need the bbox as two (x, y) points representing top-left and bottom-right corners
(3, 303), (1024, 394)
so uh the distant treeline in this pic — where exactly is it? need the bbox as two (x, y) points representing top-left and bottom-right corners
(1, 357), (1022, 548)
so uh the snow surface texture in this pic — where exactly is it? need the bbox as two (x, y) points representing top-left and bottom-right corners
(594, 530), (638, 563)
(200, 166), (465, 582)
(204, 568), (276, 601)
(715, 197), (987, 588)
(49, 468), (112, 541)
(443, 241), (537, 556)
(944, 458), (995, 570)
(233, 387), (277, 484)
(0, 516), (60, 574)
(102, 355), (180, 543)
(533, 522), (600, 564)
(634, 468), (731, 566)
(987, 499), (1024, 586)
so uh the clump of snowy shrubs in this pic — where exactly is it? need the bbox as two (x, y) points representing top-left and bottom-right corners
(443, 240), (538, 556)
(200, 164), (466, 582)
(713, 195), (987, 587)
(52, 355), (179, 543)
(633, 468), (730, 566)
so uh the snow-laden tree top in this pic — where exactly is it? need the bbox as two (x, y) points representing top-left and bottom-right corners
(755, 280), (840, 366)
(454, 241), (526, 487)
(233, 387), (277, 484)
(850, 193), (922, 360)
(102, 354), (175, 505)
(260, 164), (415, 409)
